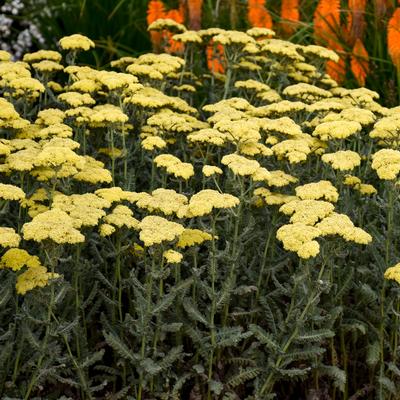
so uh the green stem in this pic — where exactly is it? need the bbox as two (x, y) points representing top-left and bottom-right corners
(260, 262), (325, 396)
(207, 214), (218, 400)
(138, 253), (155, 400)
(24, 248), (57, 400)
(379, 183), (395, 397)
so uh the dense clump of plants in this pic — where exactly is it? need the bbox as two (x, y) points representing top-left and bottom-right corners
(1, 24), (400, 400)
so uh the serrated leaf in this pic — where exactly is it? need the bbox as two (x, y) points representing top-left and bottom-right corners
(159, 345), (183, 370)
(227, 367), (261, 388)
(249, 324), (280, 352)
(103, 331), (136, 362)
(297, 329), (335, 342)
(140, 358), (162, 375)
(277, 367), (311, 377)
(81, 349), (105, 368)
(319, 365), (346, 392)
(183, 298), (209, 326)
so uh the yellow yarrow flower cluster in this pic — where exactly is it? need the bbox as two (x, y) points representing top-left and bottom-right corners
(163, 249), (183, 264)
(177, 189), (239, 218)
(321, 150), (361, 171)
(22, 209), (85, 244)
(371, 149), (400, 180)
(221, 153), (260, 176)
(313, 120), (362, 141)
(384, 263), (400, 284)
(51, 193), (110, 228)
(271, 139), (311, 164)
(139, 215), (185, 247)
(141, 136), (167, 151)
(254, 187), (297, 206)
(0, 183), (25, 201)
(295, 180), (339, 203)
(0, 227), (21, 248)
(59, 34), (95, 51)
(202, 165), (223, 177)
(103, 205), (139, 230)
(315, 213), (372, 244)
(276, 223), (321, 259)
(0, 248), (60, 295)
(176, 229), (212, 248)
(154, 154), (194, 180)
(134, 188), (188, 216)
(280, 199), (334, 225)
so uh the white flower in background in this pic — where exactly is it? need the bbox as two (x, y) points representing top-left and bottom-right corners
(0, 0), (45, 59)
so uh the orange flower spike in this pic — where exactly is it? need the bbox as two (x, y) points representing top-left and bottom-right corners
(147, 0), (166, 50)
(351, 38), (369, 86)
(248, 0), (273, 29)
(313, 0), (340, 45)
(188, 0), (203, 30)
(326, 41), (346, 84)
(147, 0), (165, 24)
(281, 0), (300, 36)
(163, 5), (185, 54)
(388, 7), (400, 70)
(206, 41), (225, 74)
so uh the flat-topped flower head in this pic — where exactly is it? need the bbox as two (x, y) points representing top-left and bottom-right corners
(0, 227), (21, 248)
(315, 212), (372, 244)
(187, 128), (227, 146)
(16, 264), (60, 295)
(295, 180), (339, 203)
(73, 156), (112, 184)
(276, 223), (321, 259)
(254, 187), (297, 206)
(272, 139), (311, 164)
(58, 92), (96, 107)
(59, 34), (95, 51)
(0, 183), (25, 201)
(221, 153), (260, 176)
(141, 136), (167, 151)
(52, 193), (110, 228)
(177, 189), (239, 218)
(148, 18), (187, 33)
(89, 104), (128, 125)
(280, 199), (334, 225)
(385, 263), (400, 284)
(135, 188), (188, 216)
(202, 165), (223, 177)
(139, 215), (184, 247)
(163, 249), (183, 264)
(173, 31), (202, 43)
(246, 27), (275, 38)
(321, 150), (361, 171)
(300, 45), (339, 62)
(32, 60), (64, 73)
(104, 205), (139, 230)
(283, 83), (332, 101)
(22, 209), (85, 244)
(23, 50), (62, 63)
(177, 229), (212, 248)
(313, 121), (362, 141)
(1, 248), (41, 271)
(371, 149), (400, 180)
(0, 50), (12, 62)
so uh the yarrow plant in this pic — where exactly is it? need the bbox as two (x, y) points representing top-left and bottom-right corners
(0, 23), (400, 400)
